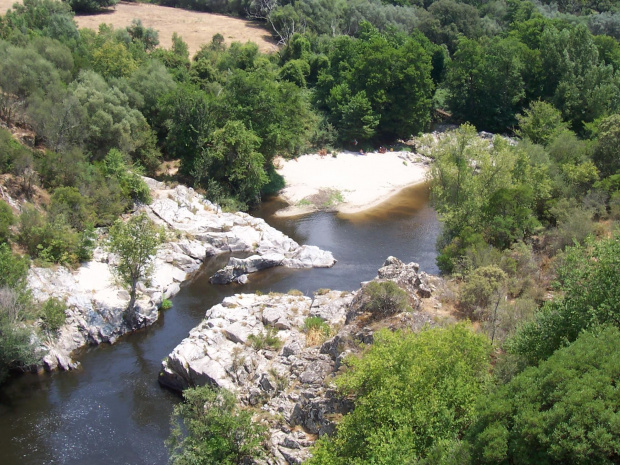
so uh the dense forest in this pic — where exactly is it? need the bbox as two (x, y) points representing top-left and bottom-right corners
(0, 0), (619, 463)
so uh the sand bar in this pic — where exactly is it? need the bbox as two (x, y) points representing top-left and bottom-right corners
(275, 150), (429, 217)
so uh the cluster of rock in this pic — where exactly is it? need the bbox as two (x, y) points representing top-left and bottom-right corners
(159, 256), (440, 464)
(27, 177), (335, 371)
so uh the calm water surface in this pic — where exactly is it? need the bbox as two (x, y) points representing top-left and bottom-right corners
(0, 183), (440, 465)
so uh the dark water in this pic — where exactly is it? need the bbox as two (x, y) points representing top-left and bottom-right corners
(0, 183), (440, 465)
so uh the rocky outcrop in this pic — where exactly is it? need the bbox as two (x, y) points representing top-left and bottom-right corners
(142, 179), (336, 281)
(28, 178), (335, 371)
(160, 257), (442, 464)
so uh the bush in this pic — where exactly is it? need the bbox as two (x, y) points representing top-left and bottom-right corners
(469, 326), (620, 465)
(509, 235), (620, 365)
(160, 299), (172, 310)
(168, 385), (266, 465)
(0, 201), (15, 244)
(303, 316), (331, 346)
(247, 327), (282, 351)
(361, 281), (410, 318)
(40, 297), (66, 333)
(308, 325), (491, 464)
(0, 243), (29, 289)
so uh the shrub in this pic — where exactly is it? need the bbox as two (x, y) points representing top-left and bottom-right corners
(287, 289), (303, 296)
(308, 325), (491, 464)
(469, 326), (620, 465)
(0, 243), (29, 289)
(168, 385), (266, 465)
(160, 299), (173, 310)
(0, 201), (15, 244)
(361, 281), (410, 318)
(40, 297), (66, 333)
(509, 234), (620, 365)
(303, 316), (331, 346)
(247, 327), (282, 351)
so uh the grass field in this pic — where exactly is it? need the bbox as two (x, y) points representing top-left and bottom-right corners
(0, 0), (277, 57)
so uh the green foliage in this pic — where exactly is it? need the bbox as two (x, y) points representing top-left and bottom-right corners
(193, 120), (268, 207)
(429, 125), (542, 272)
(67, 0), (119, 14)
(460, 265), (507, 313)
(0, 201), (14, 244)
(247, 327), (282, 351)
(0, 290), (37, 383)
(40, 297), (66, 333)
(16, 204), (91, 265)
(591, 113), (620, 178)
(168, 385), (266, 465)
(217, 67), (316, 160)
(469, 325), (620, 465)
(0, 0), (79, 43)
(107, 213), (164, 312)
(102, 149), (152, 204)
(308, 324), (491, 464)
(0, 244), (35, 384)
(316, 25), (434, 142)
(48, 186), (94, 230)
(516, 100), (568, 146)
(510, 234), (620, 365)
(160, 299), (173, 310)
(303, 316), (331, 337)
(0, 243), (29, 289)
(446, 36), (526, 132)
(360, 280), (410, 317)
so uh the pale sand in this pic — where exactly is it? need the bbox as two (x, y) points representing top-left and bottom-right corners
(275, 151), (429, 217)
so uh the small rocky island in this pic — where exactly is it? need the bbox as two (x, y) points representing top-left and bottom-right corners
(27, 178), (335, 371)
(160, 256), (447, 464)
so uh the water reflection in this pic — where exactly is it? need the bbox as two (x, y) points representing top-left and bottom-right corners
(0, 183), (440, 465)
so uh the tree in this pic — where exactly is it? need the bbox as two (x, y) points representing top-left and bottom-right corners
(168, 385), (266, 465)
(0, 201), (14, 244)
(194, 120), (268, 208)
(107, 213), (164, 318)
(516, 100), (568, 146)
(509, 234), (620, 365)
(469, 325), (620, 465)
(591, 114), (620, 178)
(0, 243), (35, 384)
(308, 324), (490, 464)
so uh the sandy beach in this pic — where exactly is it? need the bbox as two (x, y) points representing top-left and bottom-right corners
(275, 150), (430, 216)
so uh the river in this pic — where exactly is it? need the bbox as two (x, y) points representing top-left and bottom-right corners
(0, 183), (440, 465)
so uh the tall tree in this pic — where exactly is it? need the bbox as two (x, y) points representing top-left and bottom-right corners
(107, 213), (164, 320)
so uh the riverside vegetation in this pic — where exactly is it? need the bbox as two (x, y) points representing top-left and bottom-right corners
(0, 0), (619, 464)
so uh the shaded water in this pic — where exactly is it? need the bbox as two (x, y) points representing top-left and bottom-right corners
(0, 183), (440, 465)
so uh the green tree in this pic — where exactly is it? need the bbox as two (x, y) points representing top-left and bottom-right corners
(107, 213), (164, 317)
(510, 234), (620, 364)
(194, 120), (268, 207)
(0, 243), (35, 384)
(0, 201), (14, 244)
(48, 186), (94, 230)
(168, 385), (266, 465)
(161, 84), (214, 174)
(308, 324), (490, 464)
(516, 100), (568, 146)
(469, 325), (620, 465)
(591, 113), (620, 178)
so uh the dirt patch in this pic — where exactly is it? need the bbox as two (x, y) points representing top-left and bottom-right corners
(0, 1), (278, 58)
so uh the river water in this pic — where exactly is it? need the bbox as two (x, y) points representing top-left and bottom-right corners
(0, 183), (440, 465)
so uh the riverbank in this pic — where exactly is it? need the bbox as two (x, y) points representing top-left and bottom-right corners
(274, 150), (430, 217)
(26, 177), (335, 371)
